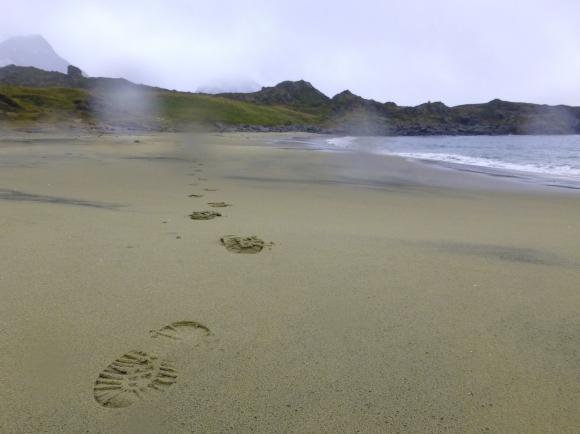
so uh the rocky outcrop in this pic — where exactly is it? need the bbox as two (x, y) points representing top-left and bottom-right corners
(0, 65), (82, 88)
(67, 65), (83, 79)
(324, 93), (580, 135)
(219, 80), (330, 109)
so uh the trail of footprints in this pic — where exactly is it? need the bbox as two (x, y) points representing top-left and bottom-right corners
(95, 154), (273, 409)
(186, 159), (273, 253)
(94, 321), (210, 408)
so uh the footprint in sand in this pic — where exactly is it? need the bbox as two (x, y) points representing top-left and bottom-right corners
(189, 211), (222, 220)
(207, 202), (231, 208)
(220, 235), (273, 254)
(93, 321), (211, 409)
(150, 320), (211, 342)
(93, 350), (177, 408)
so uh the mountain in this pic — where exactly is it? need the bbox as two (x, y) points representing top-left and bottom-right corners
(0, 64), (579, 134)
(219, 80), (330, 111)
(0, 35), (70, 73)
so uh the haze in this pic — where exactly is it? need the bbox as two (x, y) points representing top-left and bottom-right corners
(2, 0), (580, 106)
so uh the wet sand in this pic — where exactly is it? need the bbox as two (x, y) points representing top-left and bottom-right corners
(0, 132), (579, 433)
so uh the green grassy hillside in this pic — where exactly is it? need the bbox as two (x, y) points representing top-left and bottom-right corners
(0, 85), (320, 130)
(0, 86), (90, 126)
(157, 91), (320, 127)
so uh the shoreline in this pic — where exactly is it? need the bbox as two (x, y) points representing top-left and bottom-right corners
(265, 133), (580, 193)
(3, 130), (579, 195)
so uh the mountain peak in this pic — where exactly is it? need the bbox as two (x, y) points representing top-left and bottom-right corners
(415, 101), (449, 114)
(331, 90), (370, 104)
(273, 80), (314, 89)
(256, 80), (329, 106)
(0, 35), (70, 73)
(219, 79), (329, 108)
(333, 90), (356, 98)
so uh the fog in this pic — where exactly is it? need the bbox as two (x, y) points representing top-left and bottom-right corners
(2, 0), (580, 106)
(91, 84), (161, 131)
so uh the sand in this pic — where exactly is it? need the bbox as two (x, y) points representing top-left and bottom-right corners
(0, 132), (578, 433)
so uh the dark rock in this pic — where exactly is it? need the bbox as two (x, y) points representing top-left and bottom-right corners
(67, 65), (83, 78)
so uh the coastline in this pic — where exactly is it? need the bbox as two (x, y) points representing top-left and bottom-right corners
(0, 132), (579, 433)
(266, 133), (580, 193)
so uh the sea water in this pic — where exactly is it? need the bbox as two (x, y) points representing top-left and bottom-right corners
(319, 135), (580, 189)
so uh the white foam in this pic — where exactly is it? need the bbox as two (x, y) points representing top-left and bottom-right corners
(386, 151), (580, 178)
(326, 136), (358, 149)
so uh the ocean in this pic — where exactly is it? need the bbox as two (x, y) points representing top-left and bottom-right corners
(297, 135), (580, 190)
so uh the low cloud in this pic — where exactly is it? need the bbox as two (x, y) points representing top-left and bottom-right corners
(2, 0), (580, 106)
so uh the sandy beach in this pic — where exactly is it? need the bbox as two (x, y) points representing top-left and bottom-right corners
(0, 132), (579, 433)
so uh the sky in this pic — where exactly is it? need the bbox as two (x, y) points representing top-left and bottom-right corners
(2, 0), (580, 106)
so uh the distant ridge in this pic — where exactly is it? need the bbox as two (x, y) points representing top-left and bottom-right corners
(0, 64), (151, 91)
(0, 64), (579, 134)
(0, 35), (70, 73)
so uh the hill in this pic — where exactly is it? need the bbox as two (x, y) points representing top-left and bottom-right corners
(0, 68), (319, 131)
(219, 80), (330, 112)
(1, 65), (579, 134)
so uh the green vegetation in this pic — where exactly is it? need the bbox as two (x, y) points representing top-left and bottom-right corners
(0, 85), (321, 130)
(0, 86), (90, 126)
(157, 91), (320, 127)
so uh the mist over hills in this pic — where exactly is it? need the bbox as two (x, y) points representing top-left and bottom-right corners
(0, 35), (70, 73)
(196, 78), (261, 94)
(0, 35), (579, 134)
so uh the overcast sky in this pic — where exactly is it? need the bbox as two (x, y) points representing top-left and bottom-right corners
(2, 0), (580, 106)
